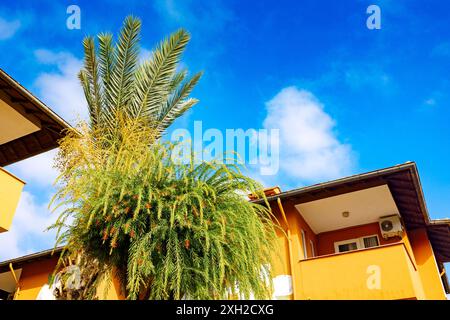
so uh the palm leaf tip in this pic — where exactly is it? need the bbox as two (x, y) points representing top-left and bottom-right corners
(76, 16), (202, 142)
(109, 15), (142, 114)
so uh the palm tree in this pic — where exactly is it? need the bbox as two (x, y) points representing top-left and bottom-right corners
(79, 16), (202, 137)
(50, 16), (278, 300)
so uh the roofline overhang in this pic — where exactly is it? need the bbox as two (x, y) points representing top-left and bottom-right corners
(0, 68), (73, 166)
(254, 161), (431, 221)
(0, 68), (71, 130)
(0, 247), (63, 274)
(254, 162), (419, 206)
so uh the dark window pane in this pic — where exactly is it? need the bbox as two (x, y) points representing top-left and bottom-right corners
(338, 242), (358, 252)
(363, 236), (379, 248)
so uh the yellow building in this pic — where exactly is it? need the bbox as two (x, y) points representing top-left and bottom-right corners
(262, 162), (450, 300)
(0, 69), (448, 300)
(0, 68), (70, 299)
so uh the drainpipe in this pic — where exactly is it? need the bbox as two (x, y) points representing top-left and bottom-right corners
(276, 197), (297, 300)
(9, 263), (20, 300)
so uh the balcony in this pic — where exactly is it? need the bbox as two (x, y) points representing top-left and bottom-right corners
(0, 167), (25, 232)
(295, 242), (425, 300)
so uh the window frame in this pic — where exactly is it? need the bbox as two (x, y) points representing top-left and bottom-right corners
(334, 234), (380, 254)
(309, 239), (315, 257)
(300, 229), (308, 260)
(361, 234), (380, 249)
(334, 238), (361, 253)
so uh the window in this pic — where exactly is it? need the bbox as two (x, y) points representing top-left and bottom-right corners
(299, 230), (307, 259)
(334, 235), (380, 253)
(309, 240), (315, 257)
(362, 235), (379, 248)
(335, 239), (359, 253)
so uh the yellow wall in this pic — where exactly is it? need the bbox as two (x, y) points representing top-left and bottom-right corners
(0, 166), (25, 233)
(296, 243), (422, 300)
(96, 271), (126, 300)
(15, 257), (58, 300)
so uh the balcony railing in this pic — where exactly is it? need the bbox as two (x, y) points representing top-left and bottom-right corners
(295, 242), (424, 300)
(0, 167), (25, 232)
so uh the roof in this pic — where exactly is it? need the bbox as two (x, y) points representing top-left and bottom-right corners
(248, 186), (282, 200)
(0, 247), (63, 274)
(0, 68), (72, 166)
(254, 161), (450, 263)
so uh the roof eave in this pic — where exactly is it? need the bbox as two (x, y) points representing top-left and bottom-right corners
(0, 68), (72, 130)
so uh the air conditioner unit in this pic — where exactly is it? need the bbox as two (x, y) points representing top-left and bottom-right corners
(379, 215), (403, 239)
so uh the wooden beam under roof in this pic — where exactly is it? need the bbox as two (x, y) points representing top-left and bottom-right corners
(0, 68), (72, 166)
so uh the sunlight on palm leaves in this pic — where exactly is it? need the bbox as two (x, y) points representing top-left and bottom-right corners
(79, 16), (202, 137)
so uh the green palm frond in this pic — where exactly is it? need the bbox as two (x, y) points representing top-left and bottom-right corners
(78, 70), (94, 121)
(79, 37), (102, 127)
(168, 69), (187, 92)
(98, 33), (114, 89)
(80, 16), (201, 137)
(155, 98), (197, 138)
(96, 33), (116, 130)
(130, 29), (192, 122)
(155, 71), (203, 137)
(108, 16), (141, 117)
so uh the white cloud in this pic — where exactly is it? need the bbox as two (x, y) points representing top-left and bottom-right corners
(263, 87), (355, 183)
(0, 17), (20, 40)
(6, 149), (59, 187)
(0, 227), (22, 260)
(0, 191), (58, 261)
(34, 49), (87, 124)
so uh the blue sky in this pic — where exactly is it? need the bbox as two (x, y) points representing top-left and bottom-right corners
(0, 0), (449, 276)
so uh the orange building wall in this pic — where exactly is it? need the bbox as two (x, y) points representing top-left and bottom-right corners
(269, 200), (319, 299)
(16, 257), (58, 300)
(271, 224), (291, 276)
(407, 228), (446, 300)
(14, 257), (125, 300)
(269, 200), (318, 276)
(283, 200), (318, 260)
